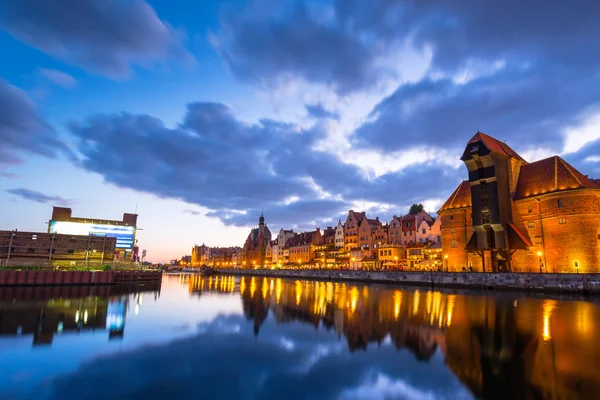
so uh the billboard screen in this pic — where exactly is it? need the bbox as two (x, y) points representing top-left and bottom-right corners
(49, 221), (135, 249)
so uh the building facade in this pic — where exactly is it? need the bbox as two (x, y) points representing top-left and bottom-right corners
(388, 215), (403, 244)
(335, 221), (344, 248)
(344, 210), (366, 251)
(439, 132), (600, 273)
(242, 214), (272, 268)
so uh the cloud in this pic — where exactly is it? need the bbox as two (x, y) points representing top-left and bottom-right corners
(6, 188), (74, 206)
(39, 68), (77, 88)
(66, 102), (455, 228)
(0, 0), (193, 78)
(305, 103), (339, 121)
(214, 0), (600, 159)
(0, 79), (71, 167)
(213, 1), (384, 95)
(28, 312), (468, 400)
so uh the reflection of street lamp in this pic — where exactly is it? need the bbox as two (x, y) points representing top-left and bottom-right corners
(444, 254), (449, 272)
(537, 251), (543, 273)
(394, 256), (398, 270)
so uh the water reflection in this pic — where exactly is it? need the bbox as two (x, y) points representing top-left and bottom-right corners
(190, 275), (600, 399)
(0, 284), (161, 346)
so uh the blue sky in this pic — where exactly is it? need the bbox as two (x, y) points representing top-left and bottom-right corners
(1, 0), (600, 262)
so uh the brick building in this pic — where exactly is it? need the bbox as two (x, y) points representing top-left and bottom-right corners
(286, 229), (322, 265)
(48, 206), (138, 261)
(344, 210), (366, 251)
(439, 132), (600, 272)
(0, 230), (116, 267)
(242, 213), (272, 268)
(388, 215), (403, 244)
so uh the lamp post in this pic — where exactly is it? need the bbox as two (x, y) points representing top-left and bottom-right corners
(394, 256), (398, 271)
(444, 254), (449, 272)
(537, 251), (543, 273)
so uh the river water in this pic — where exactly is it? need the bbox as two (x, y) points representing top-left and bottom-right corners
(0, 274), (598, 400)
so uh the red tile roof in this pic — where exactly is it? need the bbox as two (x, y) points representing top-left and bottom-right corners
(593, 178), (600, 188)
(513, 156), (599, 200)
(468, 131), (525, 161)
(438, 180), (472, 212)
(366, 218), (382, 227)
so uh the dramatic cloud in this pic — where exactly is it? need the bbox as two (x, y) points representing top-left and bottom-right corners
(0, 0), (193, 78)
(30, 313), (469, 400)
(6, 188), (74, 206)
(216, 0), (600, 158)
(39, 68), (77, 88)
(0, 79), (70, 166)
(67, 102), (455, 228)
(214, 1), (383, 95)
(305, 104), (339, 121)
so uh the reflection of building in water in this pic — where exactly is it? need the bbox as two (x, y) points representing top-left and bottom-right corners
(191, 275), (600, 399)
(0, 285), (159, 346)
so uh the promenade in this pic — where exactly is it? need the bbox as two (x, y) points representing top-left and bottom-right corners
(216, 268), (600, 295)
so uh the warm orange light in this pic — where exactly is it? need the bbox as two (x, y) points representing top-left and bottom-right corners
(537, 251), (543, 257)
(444, 255), (448, 259)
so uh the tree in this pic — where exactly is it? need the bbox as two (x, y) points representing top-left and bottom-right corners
(409, 203), (424, 215)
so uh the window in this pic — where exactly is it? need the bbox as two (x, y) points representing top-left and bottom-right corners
(482, 210), (490, 224)
(450, 215), (454, 220)
(528, 222), (535, 228)
(363, 228), (366, 232)
(558, 199), (563, 208)
(451, 241), (457, 248)
(534, 236), (542, 245)
(393, 223), (396, 228)
(528, 205), (532, 214)
(32, 234), (37, 240)
(574, 260), (580, 269)
(422, 229), (426, 234)
(450, 228), (455, 234)
(380, 250), (384, 257)
(404, 232), (407, 237)
(558, 217), (566, 224)
(407, 221), (412, 227)
(28, 248), (35, 253)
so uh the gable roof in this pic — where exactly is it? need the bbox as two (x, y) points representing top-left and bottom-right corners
(286, 230), (319, 247)
(438, 180), (472, 213)
(349, 211), (366, 222)
(467, 131), (525, 161)
(513, 156), (599, 200)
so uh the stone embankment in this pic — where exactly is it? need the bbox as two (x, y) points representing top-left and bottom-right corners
(0, 270), (162, 286)
(216, 268), (600, 294)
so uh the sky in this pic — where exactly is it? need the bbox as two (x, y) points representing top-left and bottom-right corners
(1, 0), (599, 262)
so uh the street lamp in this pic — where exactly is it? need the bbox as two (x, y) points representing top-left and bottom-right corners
(444, 254), (449, 272)
(537, 251), (543, 273)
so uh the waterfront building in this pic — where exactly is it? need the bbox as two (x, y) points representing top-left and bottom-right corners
(388, 215), (403, 244)
(401, 211), (433, 246)
(48, 206), (138, 261)
(371, 219), (388, 248)
(358, 217), (382, 256)
(406, 242), (427, 269)
(416, 218), (442, 244)
(274, 229), (296, 265)
(349, 249), (363, 270)
(334, 220), (344, 248)
(344, 210), (366, 251)
(242, 213), (272, 268)
(0, 230), (116, 267)
(377, 243), (405, 269)
(286, 229), (322, 265)
(191, 244), (210, 266)
(439, 132), (600, 272)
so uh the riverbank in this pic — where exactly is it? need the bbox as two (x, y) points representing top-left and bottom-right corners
(0, 270), (162, 286)
(216, 268), (600, 295)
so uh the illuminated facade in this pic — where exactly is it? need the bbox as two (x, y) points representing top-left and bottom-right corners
(242, 213), (272, 268)
(344, 210), (365, 251)
(439, 132), (600, 272)
(0, 229), (116, 266)
(48, 206), (138, 261)
(286, 228), (322, 265)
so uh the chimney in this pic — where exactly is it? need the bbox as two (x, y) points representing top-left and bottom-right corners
(376, 217), (379, 222)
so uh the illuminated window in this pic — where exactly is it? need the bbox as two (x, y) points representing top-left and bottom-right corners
(528, 222), (535, 228)
(558, 217), (566, 224)
(534, 236), (542, 244)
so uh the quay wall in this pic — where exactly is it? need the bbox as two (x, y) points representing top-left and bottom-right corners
(0, 270), (162, 286)
(216, 268), (600, 294)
